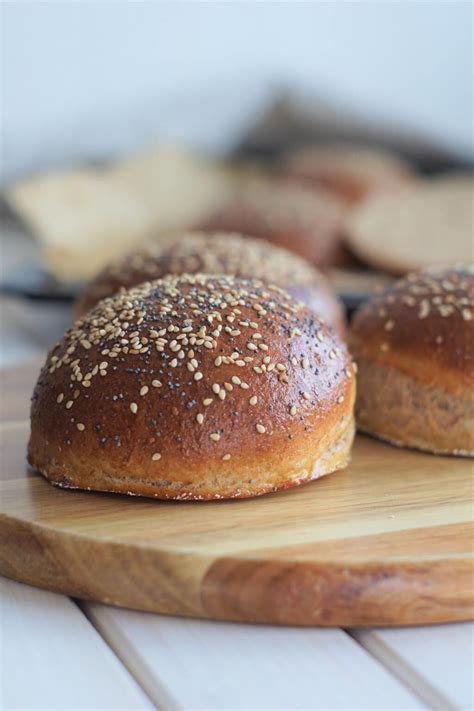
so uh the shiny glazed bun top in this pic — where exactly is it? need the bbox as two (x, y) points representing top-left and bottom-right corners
(350, 265), (474, 396)
(29, 274), (355, 499)
(75, 231), (346, 335)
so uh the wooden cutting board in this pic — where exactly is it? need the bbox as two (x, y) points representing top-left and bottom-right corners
(1, 359), (473, 627)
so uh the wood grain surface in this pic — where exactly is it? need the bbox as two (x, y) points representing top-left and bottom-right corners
(1, 359), (473, 627)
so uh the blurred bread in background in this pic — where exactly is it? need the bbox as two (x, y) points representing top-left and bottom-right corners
(75, 231), (346, 335)
(5, 168), (154, 282)
(344, 174), (474, 274)
(6, 145), (232, 282)
(278, 144), (413, 203)
(197, 179), (351, 268)
(108, 144), (232, 233)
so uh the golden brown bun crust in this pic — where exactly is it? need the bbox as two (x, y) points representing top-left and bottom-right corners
(279, 144), (413, 204)
(354, 357), (474, 457)
(29, 274), (356, 500)
(350, 266), (474, 456)
(196, 182), (349, 268)
(75, 232), (346, 335)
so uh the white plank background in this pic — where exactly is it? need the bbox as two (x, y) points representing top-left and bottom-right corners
(85, 603), (423, 710)
(0, 578), (151, 710)
(354, 625), (474, 711)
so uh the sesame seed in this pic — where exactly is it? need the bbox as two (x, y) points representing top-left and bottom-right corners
(222, 454), (231, 461)
(56, 393), (64, 404)
(170, 358), (178, 368)
(76, 423), (85, 431)
(196, 413), (204, 424)
(203, 398), (213, 406)
(218, 390), (226, 401)
(140, 386), (149, 396)
(256, 424), (266, 434)
(337, 395), (345, 404)
(130, 402), (138, 414)
(231, 375), (241, 385)
(212, 383), (220, 394)
(290, 405), (297, 416)
(418, 300), (430, 319)
(214, 356), (222, 366)
(194, 371), (203, 381)
(302, 357), (309, 369)
(210, 432), (221, 442)
(66, 400), (73, 409)
(303, 392), (311, 400)
(152, 453), (161, 461)
(249, 395), (257, 406)
(152, 380), (162, 388)
(384, 319), (395, 331)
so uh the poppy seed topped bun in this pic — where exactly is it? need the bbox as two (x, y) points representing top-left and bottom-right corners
(75, 232), (346, 335)
(29, 274), (356, 500)
(197, 181), (349, 267)
(350, 265), (474, 456)
(279, 144), (413, 204)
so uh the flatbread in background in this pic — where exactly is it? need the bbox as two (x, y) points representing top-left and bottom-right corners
(344, 174), (474, 275)
(5, 145), (234, 283)
(5, 168), (155, 282)
(108, 144), (233, 233)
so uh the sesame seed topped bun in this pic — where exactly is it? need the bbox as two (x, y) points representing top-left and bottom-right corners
(350, 265), (474, 456)
(75, 231), (346, 335)
(29, 274), (356, 500)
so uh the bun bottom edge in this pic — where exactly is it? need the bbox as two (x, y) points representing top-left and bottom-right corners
(28, 419), (355, 501)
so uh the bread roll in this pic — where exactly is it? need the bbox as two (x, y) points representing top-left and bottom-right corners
(350, 265), (474, 456)
(197, 181), (349, 267)
(29, 275), (356, 500)
(344, 175), (474, 274)
(75, 232), (346, 335)
(279, 144), (412, 203)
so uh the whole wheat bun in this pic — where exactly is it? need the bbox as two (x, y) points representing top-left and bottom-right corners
(350, 265), (474, 456)
(279, 144), (413, 204)
(29, 274), (356, 500)
(197, 181), (350, 267)
(344, 175), (474, 274)
(75, 232), (346, 335)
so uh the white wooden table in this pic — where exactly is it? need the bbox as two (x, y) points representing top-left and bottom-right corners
(1, 296), (473, 710)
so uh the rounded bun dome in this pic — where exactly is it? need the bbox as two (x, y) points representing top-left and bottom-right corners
(75, 231), (346, 335)
(350, 265), (474, 456)
(29, 274), (355, 500)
